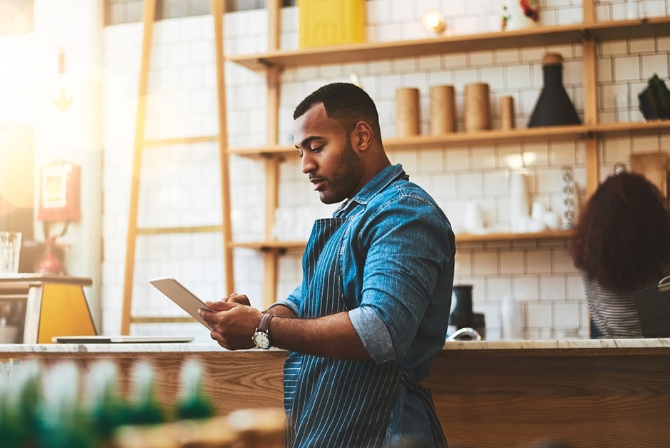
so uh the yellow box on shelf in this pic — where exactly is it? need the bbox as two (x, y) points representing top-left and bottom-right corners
(298, 0), (366, 49)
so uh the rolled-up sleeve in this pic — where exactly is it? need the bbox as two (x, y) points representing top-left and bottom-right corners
(349, 306), (395, 363)
(345, 194), (453, 365)
(273, 284), (302, 316)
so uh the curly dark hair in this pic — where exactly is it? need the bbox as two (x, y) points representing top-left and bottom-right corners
(293, 82), (383, 143)
(570, 171), (670, 289)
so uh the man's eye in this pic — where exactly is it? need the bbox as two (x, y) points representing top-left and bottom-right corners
(310, 145), (323, 153)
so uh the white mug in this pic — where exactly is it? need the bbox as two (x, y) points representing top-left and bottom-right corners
(531, 200), (546, 222)
(464, 202), (485, 233)
(543, 211), (561, 230)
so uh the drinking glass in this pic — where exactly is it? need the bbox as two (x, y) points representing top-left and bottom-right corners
(0, 232), (22, 274)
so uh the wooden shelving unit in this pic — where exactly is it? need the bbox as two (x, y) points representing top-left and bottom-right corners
(120, 0), (234, 333)
(226, 2), (670, 306)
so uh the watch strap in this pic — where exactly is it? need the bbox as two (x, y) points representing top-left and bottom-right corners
(257, 313), (274, 334)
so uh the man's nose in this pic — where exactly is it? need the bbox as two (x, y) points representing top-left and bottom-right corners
(301, 152), (316, 174)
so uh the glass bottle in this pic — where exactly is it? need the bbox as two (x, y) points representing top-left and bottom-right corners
(175, 359), (216, 421)
(37, 362), (91, 448)
(13, 360), (43, 447)
(85, 360), (128, 446)
(127, 361), (166, 425)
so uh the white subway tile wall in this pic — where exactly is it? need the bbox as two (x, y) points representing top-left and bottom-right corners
(95, 0), (670, 340)
(0, 34), (34, 123)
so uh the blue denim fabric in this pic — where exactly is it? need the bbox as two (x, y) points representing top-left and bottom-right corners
(279, 164), (455, 443)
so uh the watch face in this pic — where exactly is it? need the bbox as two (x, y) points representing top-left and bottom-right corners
(253, 331), (270, 349)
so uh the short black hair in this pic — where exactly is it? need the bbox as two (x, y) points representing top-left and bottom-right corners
(293, 82), (382, 141)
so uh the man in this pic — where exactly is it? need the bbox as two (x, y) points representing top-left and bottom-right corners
(200, 82), (455, 447)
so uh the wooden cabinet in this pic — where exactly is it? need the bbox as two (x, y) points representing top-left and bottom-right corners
(225, 2), (670, 306)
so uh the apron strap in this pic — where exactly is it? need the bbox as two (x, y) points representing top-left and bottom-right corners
(399, 370), (448, 447)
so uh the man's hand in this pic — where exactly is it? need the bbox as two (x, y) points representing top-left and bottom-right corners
(221, 292), (251, 306)
(199, 298), (262, 350)
(199, 296), (370, 360)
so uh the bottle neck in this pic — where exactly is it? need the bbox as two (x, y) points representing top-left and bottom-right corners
(543, 65), (563, 86)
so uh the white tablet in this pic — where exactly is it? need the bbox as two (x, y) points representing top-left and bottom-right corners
(149, 277), (213, 329)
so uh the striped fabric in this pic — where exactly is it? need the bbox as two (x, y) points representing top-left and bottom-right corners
(284, 217), (402, 447)
(581, 262), (670, 338)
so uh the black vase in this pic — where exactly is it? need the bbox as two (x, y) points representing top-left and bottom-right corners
(449, 285), (473, 330)
(528, 53), (581, 127)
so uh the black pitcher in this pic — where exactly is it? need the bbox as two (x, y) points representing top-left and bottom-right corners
(449, 285), (474, 330)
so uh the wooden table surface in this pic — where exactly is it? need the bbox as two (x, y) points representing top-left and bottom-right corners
(2, 339), (669, 448)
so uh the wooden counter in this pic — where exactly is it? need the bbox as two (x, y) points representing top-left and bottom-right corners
(1, 339), (669, 447)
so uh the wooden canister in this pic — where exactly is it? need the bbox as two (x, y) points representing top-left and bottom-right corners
(500, 96), (515, 130)
(429, 85), (456, 135)
(464, 83), (491, 132)
(396, 88), (420, 136)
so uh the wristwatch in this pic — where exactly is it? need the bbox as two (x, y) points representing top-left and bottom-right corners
(252, 313), (274, 349)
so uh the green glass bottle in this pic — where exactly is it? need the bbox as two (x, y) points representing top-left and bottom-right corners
(36, 362), (92, 448)
(85, 360), (129, 446)
(11, 360), (43, 448)
(0, 365), (21, 448)
(175, 359), (216, 421)
(126, 361), (166, 425)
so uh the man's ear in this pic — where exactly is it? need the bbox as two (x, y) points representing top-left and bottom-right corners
(352, 121), (373, 151)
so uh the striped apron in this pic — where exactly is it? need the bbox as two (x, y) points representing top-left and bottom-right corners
(283, 216), (447, 447)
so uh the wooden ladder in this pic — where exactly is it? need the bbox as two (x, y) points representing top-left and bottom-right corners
(120, 0), (234, 335)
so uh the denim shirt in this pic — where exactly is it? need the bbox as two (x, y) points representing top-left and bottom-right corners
(279, 163), (455, 384)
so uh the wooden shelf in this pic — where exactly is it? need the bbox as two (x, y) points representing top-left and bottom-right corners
(231, 240), (307, 251)
(227, 17), (670, 71)
(229, 230), (573, 252)
(456, 229), (573, 243)
(228, 144), (297, 159)
(384, 126), (585, 148)
(591, 120), (670, 137)
(228, 121), (670, 158)
(584, 16), (670, 41)
(227, 24), (584, 70)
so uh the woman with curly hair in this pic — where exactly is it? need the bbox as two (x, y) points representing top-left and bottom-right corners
(570, 171), (670, 338)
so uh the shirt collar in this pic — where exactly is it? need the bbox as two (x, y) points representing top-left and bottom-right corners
(335, 164), (406, 215)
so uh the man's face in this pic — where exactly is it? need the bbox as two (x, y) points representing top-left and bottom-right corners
(293, 103), (364, 204)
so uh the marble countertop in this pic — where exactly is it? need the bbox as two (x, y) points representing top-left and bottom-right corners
(442, 338), (670, 350)
(0, 341), (229, 353)
(0, 338), (669, 354)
